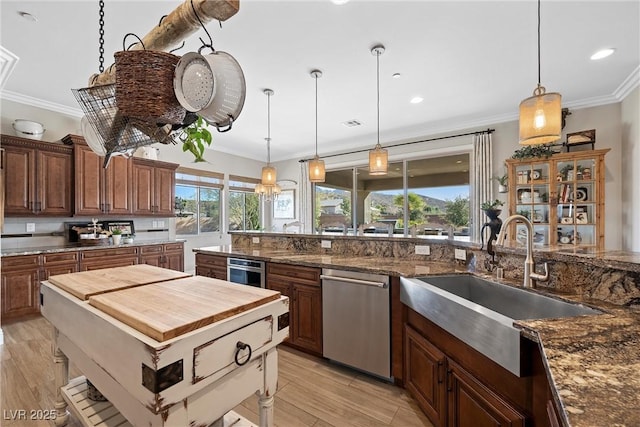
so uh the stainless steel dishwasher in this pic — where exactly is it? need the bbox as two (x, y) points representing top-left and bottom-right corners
(321, 268), (391, 380)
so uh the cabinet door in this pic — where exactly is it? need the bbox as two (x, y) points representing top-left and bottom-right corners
(447, 360), (525, 427)
(132, 161), (155, 215)
(163, 243), (184, 272)
(74, 144), (104, 215)
(4, 145), (36, 215)
(103, 155), (132, 215)
(291, 283), (322, 355)
(1, 268), (40, 318)
(37, 149), (72, 215)
(195, 254), (227, 280)
(266, 279), (292, 343)
(154, 166), (175, 216)
(405, 325), (447, 427)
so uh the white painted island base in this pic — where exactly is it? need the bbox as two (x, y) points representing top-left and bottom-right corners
(41, 268), (289, 427)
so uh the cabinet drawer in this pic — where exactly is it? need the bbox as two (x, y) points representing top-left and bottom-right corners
(81, 247), (139, 260)
(267, 263), (320, 285)
(1, 255), (40, 270)
(140, 245), (163, 255)
(196, 254), (227, 268)
(193, 315), (273, 383)
(163, 243), (184, 252)
(42, 251), (79, 265)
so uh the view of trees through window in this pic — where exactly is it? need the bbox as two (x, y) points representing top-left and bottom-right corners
(314, 155), (471, 238)
(175, 185), (221, 235)
(229, 191), (261, 231)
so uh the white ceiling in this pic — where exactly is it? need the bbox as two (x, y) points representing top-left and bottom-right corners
(1, 1), (638, 163)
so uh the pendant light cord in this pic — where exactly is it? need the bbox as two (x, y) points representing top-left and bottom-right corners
(98, 0), (105, 73)
(267, 91), (271, 165)
(537, 0), (541, 86)
(315, 73), (319, 156)
(376, 49), (381, 146)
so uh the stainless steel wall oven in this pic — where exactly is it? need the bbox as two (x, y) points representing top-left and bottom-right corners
(227, 258), (265, 288)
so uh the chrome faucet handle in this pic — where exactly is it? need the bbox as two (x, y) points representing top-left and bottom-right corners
(530, 262), (549, 282)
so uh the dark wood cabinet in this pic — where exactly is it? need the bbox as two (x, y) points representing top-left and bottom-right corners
(195, 253), (228, 280)
(70, 137), (133, 216)
(267, 263), (322, 356)
(41, 252), (80, 279)
(2, 135), (72, 217)
(79, 246), (139, 271)
(132, 158), (177, 216)
(1, 255), (41, 319)
(447, 359), (525, 427)
(140, 243), (184, 272)
(405, 325), (447, 427)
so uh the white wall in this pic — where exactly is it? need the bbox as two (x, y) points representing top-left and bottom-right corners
(621, 86), (640, 251)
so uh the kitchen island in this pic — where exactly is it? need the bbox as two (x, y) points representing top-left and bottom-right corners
(194, 244), (640, 427)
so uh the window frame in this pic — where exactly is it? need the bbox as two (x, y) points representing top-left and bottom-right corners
(175, 167), (224, 236)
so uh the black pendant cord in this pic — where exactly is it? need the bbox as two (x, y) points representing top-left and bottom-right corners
(537, 0), (541, 87)
(98, 0), (105, 73)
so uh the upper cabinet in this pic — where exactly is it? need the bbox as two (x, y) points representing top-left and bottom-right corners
(132, 158), (177, 216)
(2, 135), (73, 217)
(68, 136), (133, 216)
(505, 148), (609, 250)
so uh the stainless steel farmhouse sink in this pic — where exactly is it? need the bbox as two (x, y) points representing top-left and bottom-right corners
(400, 275), (600, 376)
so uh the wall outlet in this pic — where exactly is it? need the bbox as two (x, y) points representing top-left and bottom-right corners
(415, 245), (430, 255)
(26, 223), (36, 232)
(158, 220), (165, 228)
(252, 237), (260, 244)
(321, 240), (332, 249)
(152, 221), (158, 228)
(454, 248), (466, 261)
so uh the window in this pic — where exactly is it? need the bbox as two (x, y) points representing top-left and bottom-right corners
(228, 175), (261, 231)
(313, 154), (470, 239)
(175, 167), (223, 235)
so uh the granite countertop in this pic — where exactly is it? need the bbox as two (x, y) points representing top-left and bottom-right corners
(194, 245), (640, 427)
(1, 239), (186, 257)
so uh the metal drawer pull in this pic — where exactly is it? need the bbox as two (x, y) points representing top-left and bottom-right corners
(320, 275), (387, 288)
(234, 341), (252, 366)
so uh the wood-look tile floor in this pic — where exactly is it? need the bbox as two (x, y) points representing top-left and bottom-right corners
(1, 316), (432, 427)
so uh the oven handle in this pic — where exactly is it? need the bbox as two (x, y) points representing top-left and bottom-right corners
(320, 275), (387, 288)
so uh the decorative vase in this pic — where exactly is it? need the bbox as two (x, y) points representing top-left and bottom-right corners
(481, 209), (502, 255)
(112, 234), (122, 245)
(498, 184), (508, 193)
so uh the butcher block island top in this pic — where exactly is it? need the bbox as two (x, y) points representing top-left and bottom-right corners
(47, 264), (281, 342)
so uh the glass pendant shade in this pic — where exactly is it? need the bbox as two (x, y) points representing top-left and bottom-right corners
(309, 156), (326, 182)
(369, 143), (388, 175)
(519, 85), (562, 145)
(261, 165), (277, 186)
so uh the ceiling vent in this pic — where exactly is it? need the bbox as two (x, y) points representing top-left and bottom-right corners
(342, 119), (362, 128)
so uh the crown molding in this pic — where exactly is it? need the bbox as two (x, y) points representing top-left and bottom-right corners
(0, 46), (19, 90)
(614, 65), (640, 101)
(0, 90), (83, 118)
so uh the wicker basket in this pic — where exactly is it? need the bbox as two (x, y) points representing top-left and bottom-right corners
(114, 50), (186, 125)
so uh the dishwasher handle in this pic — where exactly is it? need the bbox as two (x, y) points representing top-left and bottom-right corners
(320, 274), (387, 288)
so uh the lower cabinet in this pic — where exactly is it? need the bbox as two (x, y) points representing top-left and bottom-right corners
(195, 253), (228, 280)
(139, 243), (184, 272)
(1, 255), (40, 319)
(405, 323), (526, 427)
(41, 252), (80, 279)
(267, 263), (322, 356)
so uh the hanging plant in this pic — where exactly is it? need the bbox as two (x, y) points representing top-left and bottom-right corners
(179, 115), (212, 162)
(511, 144), (555, 160)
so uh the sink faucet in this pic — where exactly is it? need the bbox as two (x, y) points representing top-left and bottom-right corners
(496, 214), (549, 288)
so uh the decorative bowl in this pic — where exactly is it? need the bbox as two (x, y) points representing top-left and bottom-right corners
(12, 119), (45, 140)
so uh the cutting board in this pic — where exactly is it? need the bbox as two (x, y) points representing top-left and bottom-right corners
(47, 264), (191, 300)
(88, 276), (281, 342)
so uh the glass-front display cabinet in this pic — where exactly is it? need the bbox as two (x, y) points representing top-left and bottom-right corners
(505, 148), (609, 250)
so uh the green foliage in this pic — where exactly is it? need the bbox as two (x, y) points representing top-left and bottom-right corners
(111, 227), (122, 235)
(180, 116), (213, 163)
(493, 174), (508, 185)
(480, 199), (504, 210)
(394, 193), (426, 227)
(228, 192), (260, 231)
(443, 196), (470, 228)
(511, 144), (555, 160)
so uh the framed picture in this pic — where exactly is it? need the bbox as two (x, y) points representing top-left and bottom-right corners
(273, 189), (295, 219)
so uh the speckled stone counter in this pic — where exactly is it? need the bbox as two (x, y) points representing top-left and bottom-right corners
(195, 244), (640, 427)
(0, 239), (186, 257)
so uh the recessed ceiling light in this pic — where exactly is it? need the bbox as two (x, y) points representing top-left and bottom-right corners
(456, 160), (462, 164)
(590, 48), (616, 60)
(410, 96), (424, 104)
(392, 73), (401, 79)
(17, 11), (37, 22)
(331, 0), (350, 5)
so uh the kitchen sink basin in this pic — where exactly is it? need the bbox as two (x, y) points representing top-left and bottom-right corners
(400, 274), (600, 376)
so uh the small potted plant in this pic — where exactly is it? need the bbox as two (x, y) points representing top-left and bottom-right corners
(179, 115), (213, 163)
(111, 228), (122, 245)
(493, 174), (509, 193)
(481, 199), (504, 220)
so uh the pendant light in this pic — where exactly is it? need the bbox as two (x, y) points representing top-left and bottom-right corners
(518, 0), (561, 146)
(369, 45), (388, 175)
(255, 89), (281, 200)
(309, 69), (326, 183)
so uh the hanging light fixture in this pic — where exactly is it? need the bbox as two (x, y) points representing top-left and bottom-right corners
(255, 89), (281, 201)
(309, 69), (326, 183)
(519, 0), (561, 146)
(369, 44), (388, 175)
